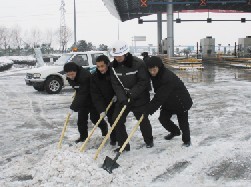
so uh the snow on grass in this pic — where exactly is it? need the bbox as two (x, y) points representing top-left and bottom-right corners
(0, 56), (37, 71)
(8, 56), (36, 62)
(0, 56), (14, 67)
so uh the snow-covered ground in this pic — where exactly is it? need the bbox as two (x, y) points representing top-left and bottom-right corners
(0, 64), (251, 187)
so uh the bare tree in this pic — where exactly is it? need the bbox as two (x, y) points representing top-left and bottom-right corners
(44, 29), (54, 46)
(0, 26), (11, 54)
(182, 48), (192, 58)
(0, 26), (5, 48)
(22, 29), (31, 47)
(56, 26), (72, 53)
(43, 29), (55, 54)
(29, 28), (41, 48)
(10, 25), (23, 55)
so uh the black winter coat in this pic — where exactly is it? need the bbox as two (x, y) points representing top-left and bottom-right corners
(90, 67), (115, 113)
(146, 66), (193, 115)
(143, 56), (150, 63)
(67, 66), (92, 112)
(110, 53), (150, 107)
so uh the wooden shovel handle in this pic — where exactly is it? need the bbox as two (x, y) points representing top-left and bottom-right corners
(94, 104), (127, 160)
(57, 113), (71, 149)
(119, 115), (144, 153)
(57, 91), (76, 149)
(79, 99), (113, 152)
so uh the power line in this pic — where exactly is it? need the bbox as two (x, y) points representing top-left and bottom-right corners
(0, 11), (108, 19)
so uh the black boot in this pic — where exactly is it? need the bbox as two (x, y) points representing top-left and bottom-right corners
(110, 140), (116, 146)
(146, 140), (154, 148)
(114, 144), (130, 152)
(75, 137), (86, 144)
(164, 132), (180, 140)
(182, 141), (191, 147)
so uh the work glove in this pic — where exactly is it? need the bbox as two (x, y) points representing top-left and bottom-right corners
(125, 89), (133, 102)
(70, 104), (77, 112)
(68, 109), (74, 116)
(120, 99), (130, 107)
(112, 96), (117, 103)
(100, 112), (106, 118)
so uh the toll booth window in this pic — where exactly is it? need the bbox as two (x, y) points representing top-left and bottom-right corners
(91, 53), (104, 65)
(72, 55), (88, 66)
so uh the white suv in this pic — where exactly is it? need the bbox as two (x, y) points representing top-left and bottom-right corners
(25, 51), (108, 94)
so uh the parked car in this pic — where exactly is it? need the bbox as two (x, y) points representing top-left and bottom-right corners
(25, 51), (108, 94)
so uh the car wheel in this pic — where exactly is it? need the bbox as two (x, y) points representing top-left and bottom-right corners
(45, 76), (63, 94)
(33, 84), (45, 91)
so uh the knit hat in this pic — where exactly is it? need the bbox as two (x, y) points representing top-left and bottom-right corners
(145, 56), (163, 68)
(141, 52), (149, 57)
(64, 62), (79, 72)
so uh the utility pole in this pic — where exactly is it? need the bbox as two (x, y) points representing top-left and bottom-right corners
(60, 0), (66, 53)
(117, 21), (120, 40)
(74, 0), (77, 46)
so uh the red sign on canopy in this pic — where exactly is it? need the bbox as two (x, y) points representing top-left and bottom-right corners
(141, 0), (147, 7)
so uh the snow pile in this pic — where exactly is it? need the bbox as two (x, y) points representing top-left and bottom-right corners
(8, 55), (36, 61)
(0, 56), (14, 67)
(0, 56), (36, 71)
(8, 56), (36, 66)
(32, 147), (114, 186)
(0, 56), (14, 71)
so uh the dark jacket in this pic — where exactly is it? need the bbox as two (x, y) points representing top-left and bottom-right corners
(90, 66), (115, 113)
(67, 66), (92, 112)
(141, 52), (150, 62)
(143, 56), (150, 63)
(146, 64), (193, 115)
(110, 53), (150, 107)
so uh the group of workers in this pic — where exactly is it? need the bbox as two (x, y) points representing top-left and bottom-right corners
(63, 40), (193, 152)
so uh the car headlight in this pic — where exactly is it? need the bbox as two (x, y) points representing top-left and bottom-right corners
(33, 73), (41, 78)
(26, 73), (33, 79)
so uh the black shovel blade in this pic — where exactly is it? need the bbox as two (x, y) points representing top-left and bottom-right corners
(102, 156), (120, 174)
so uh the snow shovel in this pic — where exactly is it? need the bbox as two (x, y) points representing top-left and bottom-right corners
(79, 99), (114, 152)
(57, 112), (72, 149)
(102, 114), (144, 173)
(94, 102), (129, 160)
(57, 91), (76, 149)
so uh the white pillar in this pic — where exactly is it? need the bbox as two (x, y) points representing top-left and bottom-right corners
(166, 0), (174, 58)
(157, 12), (162, 54)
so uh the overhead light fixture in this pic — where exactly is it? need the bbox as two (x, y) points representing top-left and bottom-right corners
(138, 18), (143, 24)
(241, 18), (246, 23)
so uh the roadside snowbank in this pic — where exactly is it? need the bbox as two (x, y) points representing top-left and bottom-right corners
(8, 55), (36, 66)
(0, 57), (14, 71)
(0, 56), (36, 71)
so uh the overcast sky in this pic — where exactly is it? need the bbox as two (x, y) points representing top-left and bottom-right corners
(0, 0), (250, 48)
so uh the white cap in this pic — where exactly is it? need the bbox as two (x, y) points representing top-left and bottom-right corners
(110, 40), (129, 56)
